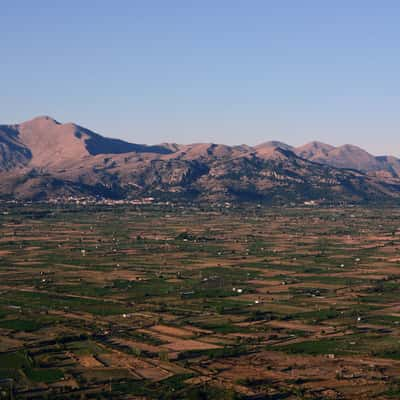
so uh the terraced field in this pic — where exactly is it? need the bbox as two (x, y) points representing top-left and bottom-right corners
(1, 203), (400, 399)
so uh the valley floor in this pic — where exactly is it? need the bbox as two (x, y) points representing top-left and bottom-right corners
(0, 203), (400, 399)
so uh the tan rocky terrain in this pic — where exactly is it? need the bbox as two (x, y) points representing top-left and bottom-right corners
(294, 141), (400, 179)
(0, 116), (399, 202)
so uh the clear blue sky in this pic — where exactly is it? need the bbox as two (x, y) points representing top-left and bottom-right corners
(1, 1), (399, 155)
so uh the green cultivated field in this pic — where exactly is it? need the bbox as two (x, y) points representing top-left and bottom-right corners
(1, 203), (400, 399)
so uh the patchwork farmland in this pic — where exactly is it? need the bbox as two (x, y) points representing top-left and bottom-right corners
(1, 203), (400, 399)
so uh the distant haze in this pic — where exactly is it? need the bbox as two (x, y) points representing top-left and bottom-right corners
(1, 1), (399, 155)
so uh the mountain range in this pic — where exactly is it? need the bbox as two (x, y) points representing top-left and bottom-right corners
(0, 116), (399, 204)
